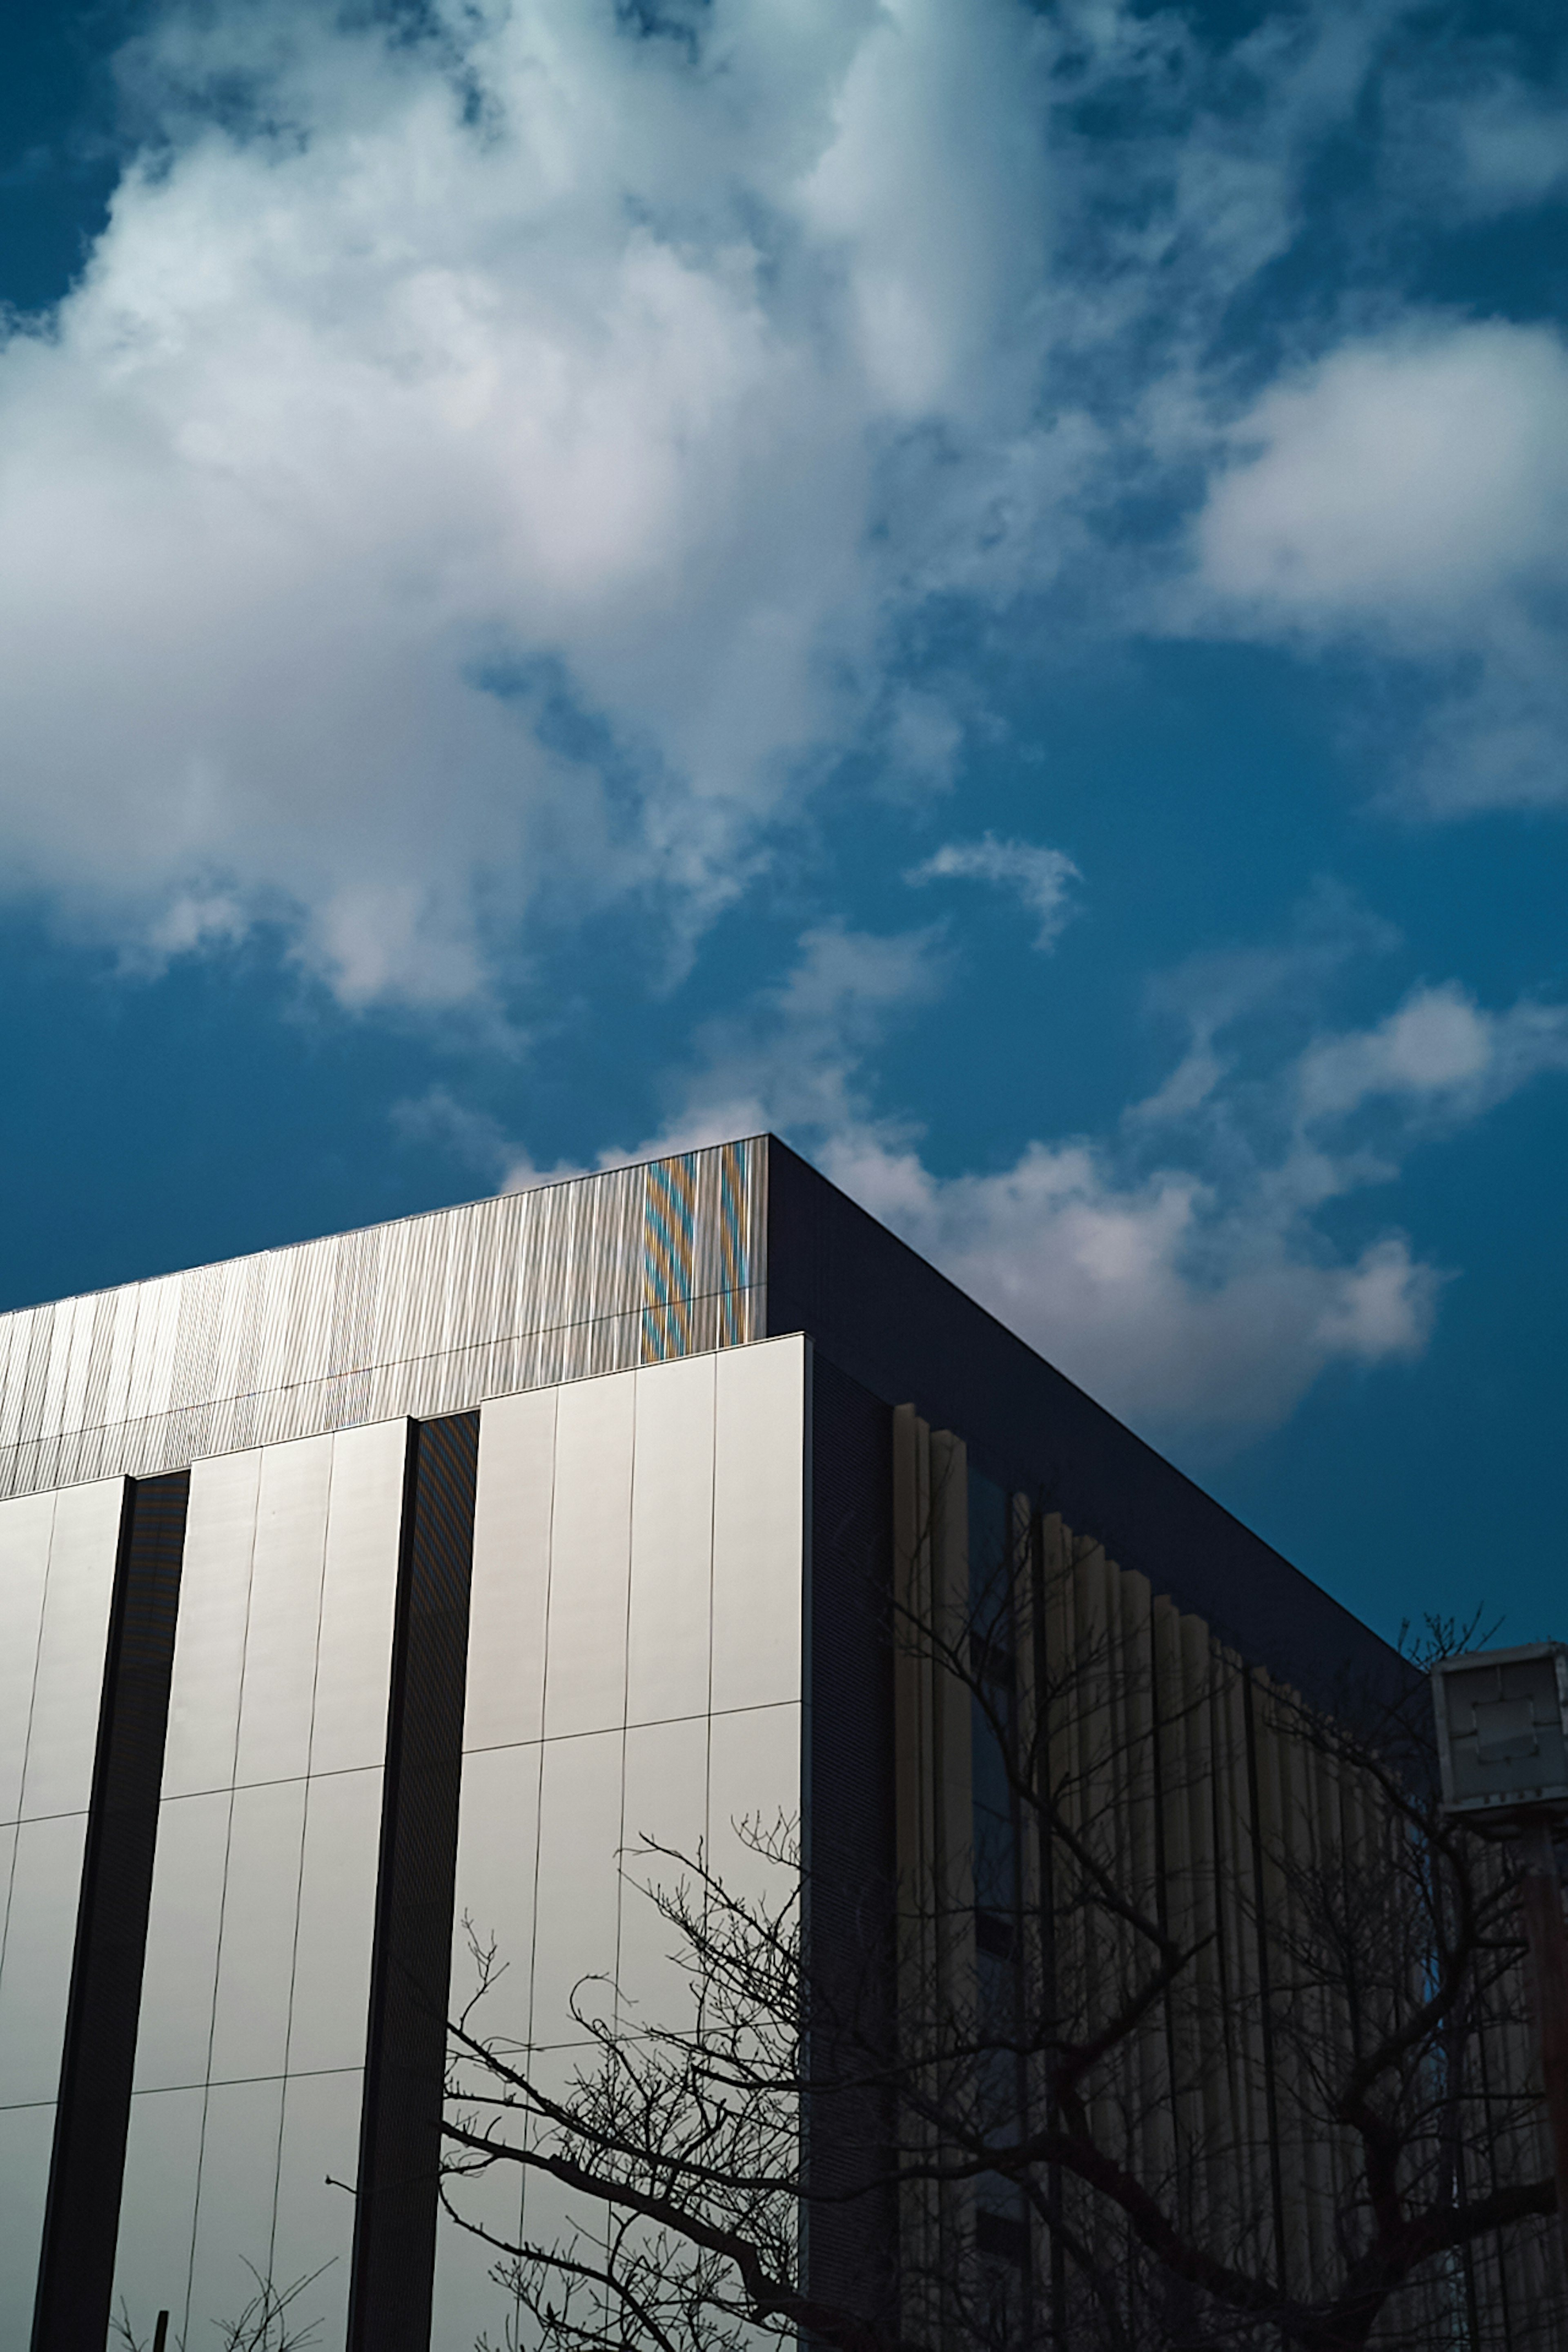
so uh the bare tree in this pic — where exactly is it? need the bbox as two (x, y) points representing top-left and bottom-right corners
(439, 1483), (1563, 2352)
(110, 2261), (331, 2352)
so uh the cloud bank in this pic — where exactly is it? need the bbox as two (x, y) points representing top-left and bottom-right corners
(4, 0), (1564, 1000)
(0, 0), (1065, 1000)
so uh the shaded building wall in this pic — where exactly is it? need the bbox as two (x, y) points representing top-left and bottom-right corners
(765, 1138), (1404, 1712)
(804, 1354), (899, 2333)
(891, 1407), (1562, 2348)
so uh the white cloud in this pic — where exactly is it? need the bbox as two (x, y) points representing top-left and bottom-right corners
(1385, 71), (1568, 221)
(1192, 321), (1568, 811)
(1295, 982), (1568, 1124)
(1198, 323), (1568, 619)
(905, 833), (1080, 947)
(0, 0), (1080, 1004)
(480, 915), (1568, 1443)
(823, 1132), (1441, 1438)
(791, 0), (1053, 424)
(1, 0), (1560, 1006)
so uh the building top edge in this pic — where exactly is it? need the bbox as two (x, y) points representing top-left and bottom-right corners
(0, 1131), (774, 1325)
(0, 1137), (773, 1495)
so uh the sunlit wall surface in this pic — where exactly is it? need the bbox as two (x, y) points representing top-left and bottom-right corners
(434, 1340), (806, 2351)
(110, 1420), (408, 2348)
(0, 1481), (125, 2328)
(0, 1335), (805, 2351)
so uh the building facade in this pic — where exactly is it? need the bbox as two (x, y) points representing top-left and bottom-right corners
(0, 1135), (1419, 2350)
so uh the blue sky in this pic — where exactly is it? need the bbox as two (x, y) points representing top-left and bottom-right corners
(2, 0), (1566, 1648)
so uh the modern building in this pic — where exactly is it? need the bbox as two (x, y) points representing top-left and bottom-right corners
(0, 1134), (1414, 2350)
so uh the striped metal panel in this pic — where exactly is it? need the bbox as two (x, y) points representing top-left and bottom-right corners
(0, 1140), (769, 1503)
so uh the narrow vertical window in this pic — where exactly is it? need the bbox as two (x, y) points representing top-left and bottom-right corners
(31, 1470), (189, 2352)
(348, 1411), (479, 2352)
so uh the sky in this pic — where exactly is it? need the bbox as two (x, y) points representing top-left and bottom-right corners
(1, 0), (1566, 1651)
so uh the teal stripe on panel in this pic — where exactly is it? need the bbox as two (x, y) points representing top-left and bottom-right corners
(641, 1155), (698, 1361)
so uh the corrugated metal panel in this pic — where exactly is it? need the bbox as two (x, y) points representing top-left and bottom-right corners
(0, 1138), (770, 1502)
(59, 1293), (98, 1441)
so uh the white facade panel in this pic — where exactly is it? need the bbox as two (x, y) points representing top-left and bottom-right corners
(0, 1492), (53, 1827)
(448, 1738), (543, 2048)
(617, 1712), (711, 2028)
(183, 2074), (287, 2348)
(435, 1338), (809, 2335)
(112, 2085), (207, 2347)
(133, 1789), (231, 2094)
(17, 1478), (123, 1822)
(232, 1437), (334, 1791)
(117, 1417), (406, 2343)
(531, 1727), (626, 2045)
(163, 1450), (261, 1801)
(0, 1812), (89, 2106)
(205, 1777), (309, 2086)
(707, 1702), (804, 1906)
(542, 1376), (635, 1741)
(428, 2156), (521, 2352)
(0, 1823), (16, 2034)
(285, 1766), (384, 2077)
(464, 1387), (556, 1754)
(626, 1349), (717, 1730)
(711, 1340), (807, 1715)
(272, 2067), (363, 2348)
(0, 2100), (54, 2344)
(0, 1479), (125, 2339)
(307, 1418), (407, 1778)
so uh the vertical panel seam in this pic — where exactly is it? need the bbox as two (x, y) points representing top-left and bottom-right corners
(612, 1381), (639, 2028)
(184, 1452), (266, 2338)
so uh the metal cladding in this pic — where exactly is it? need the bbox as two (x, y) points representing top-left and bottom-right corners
(0, 1139), (767, 1502)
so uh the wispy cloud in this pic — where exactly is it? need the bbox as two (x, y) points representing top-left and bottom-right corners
(905, 834), (1080, 948)
(1294, 984), (1568, 1125)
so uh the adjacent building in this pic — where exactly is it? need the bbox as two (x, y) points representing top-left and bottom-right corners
(0, 1136), (1413, 2349)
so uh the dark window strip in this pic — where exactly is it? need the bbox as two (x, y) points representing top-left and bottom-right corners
(347, 1411), (480, 2352)
(31, 1470), (190, 2352)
